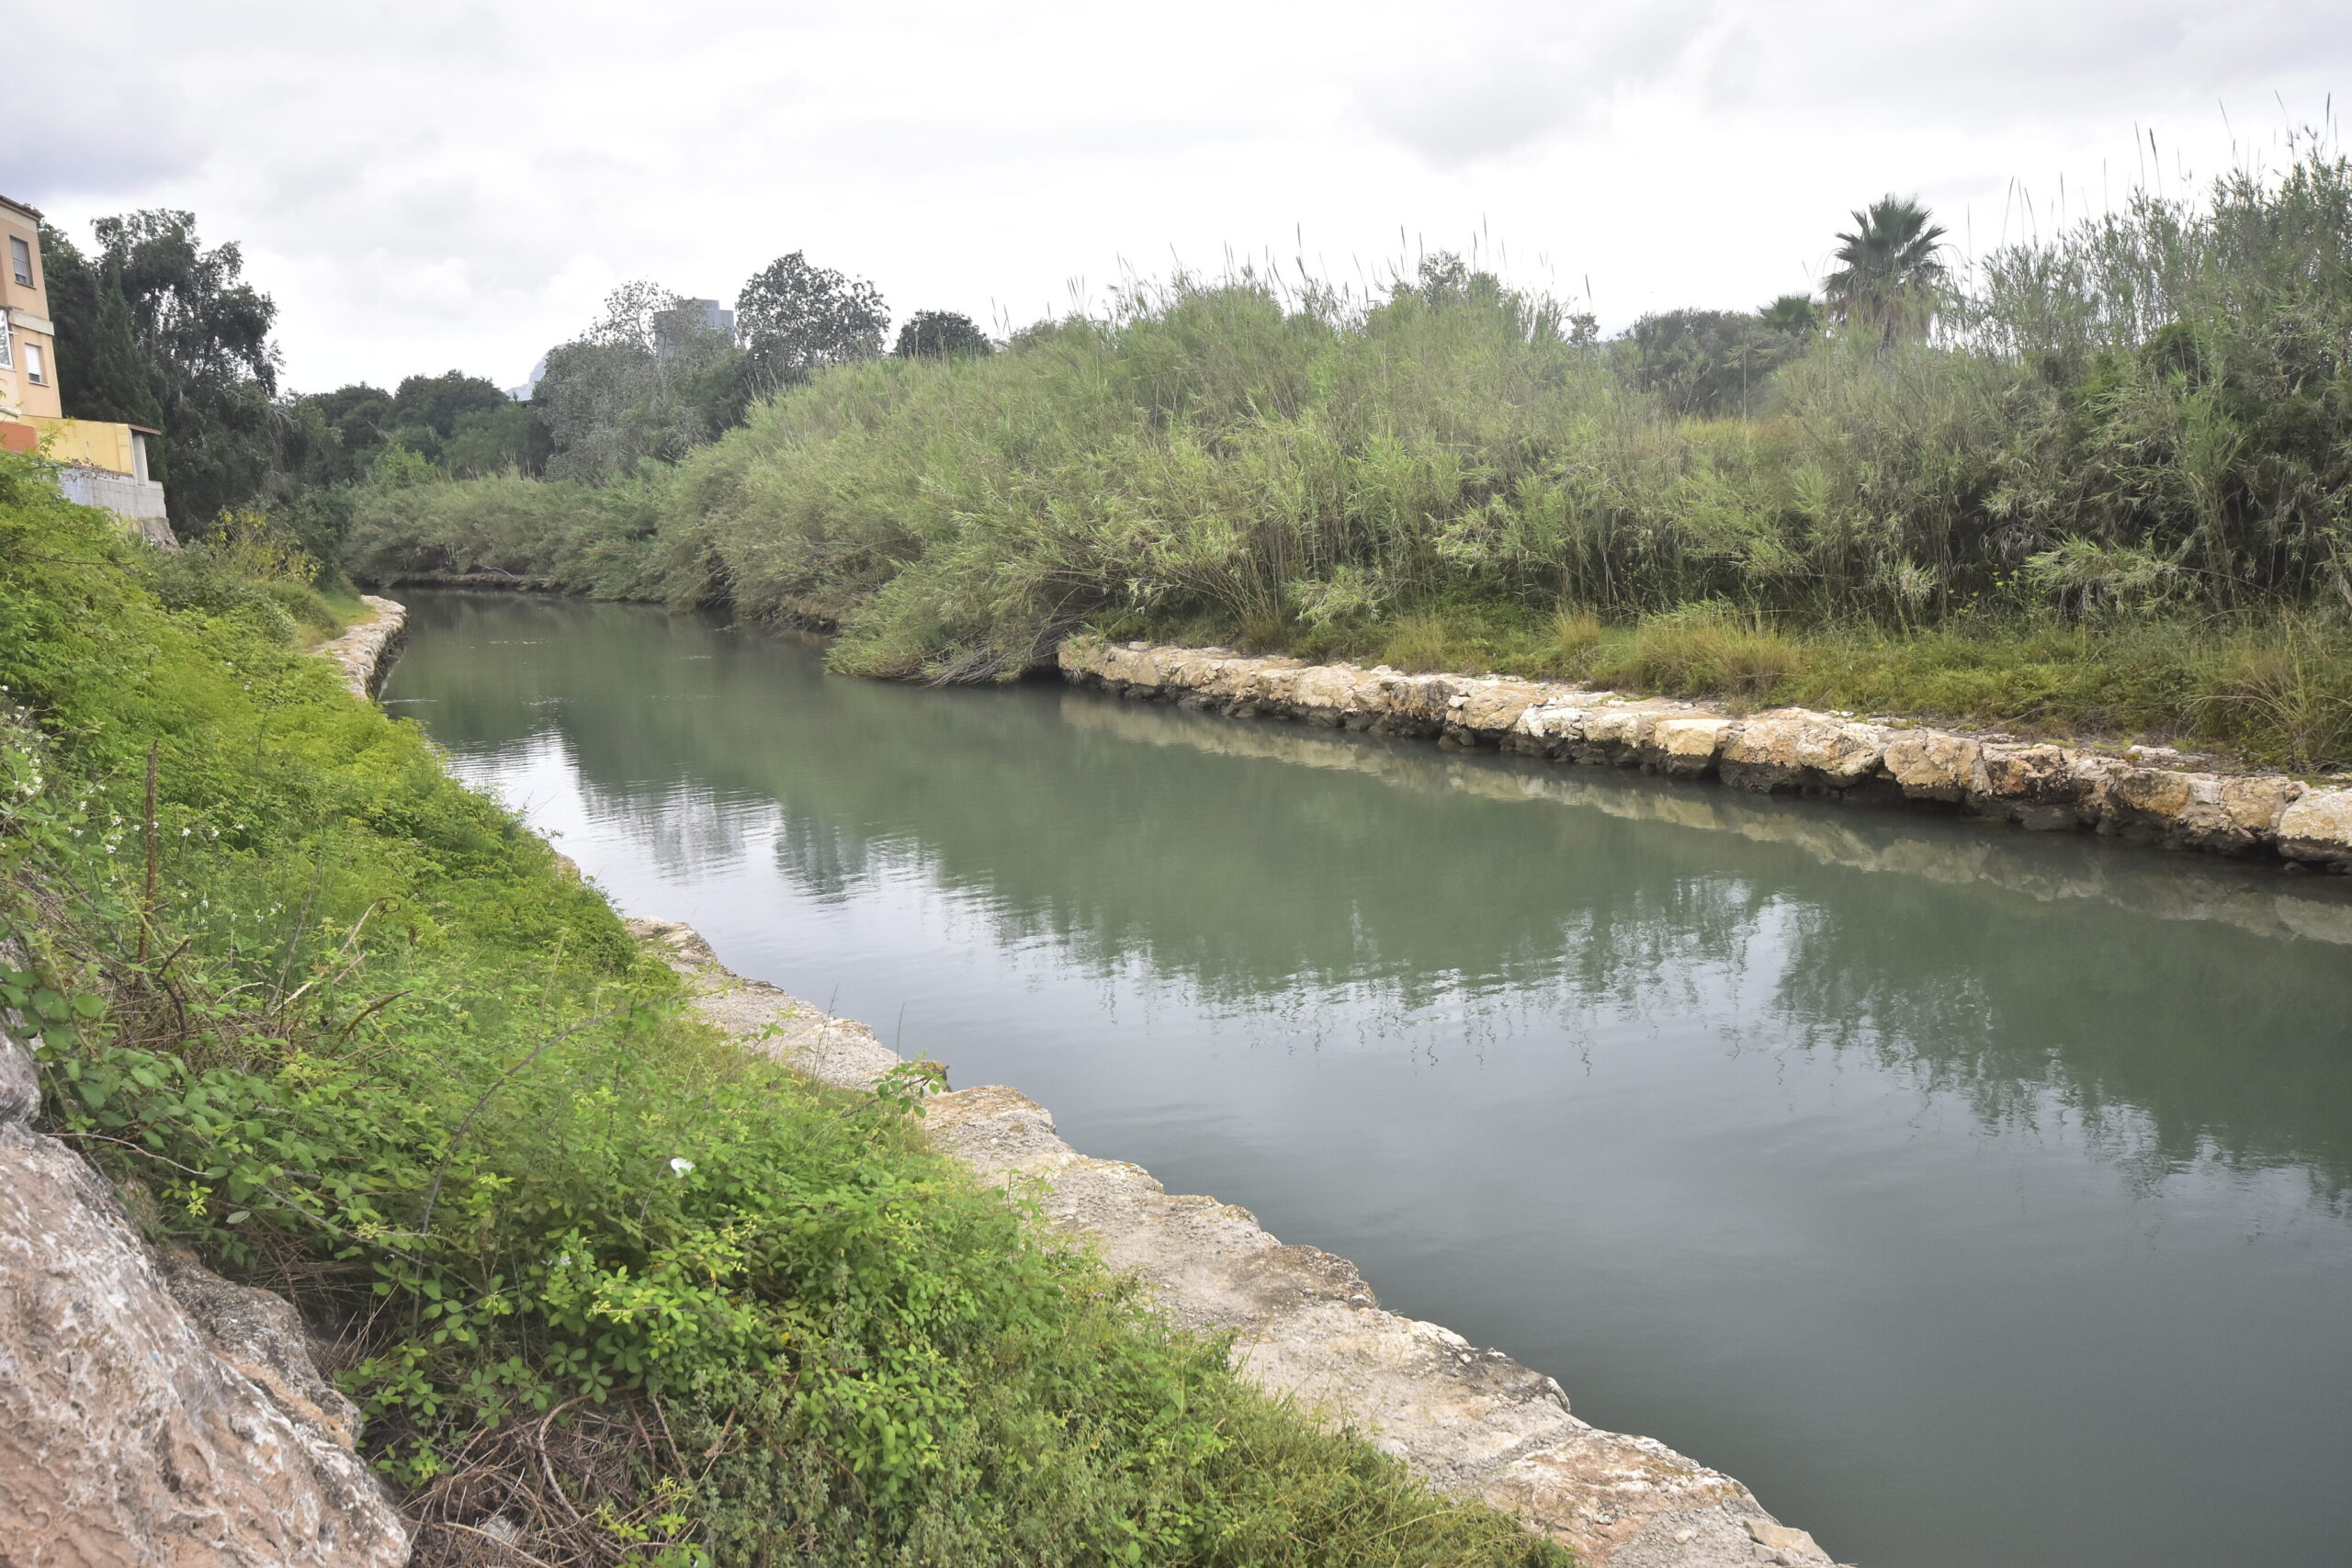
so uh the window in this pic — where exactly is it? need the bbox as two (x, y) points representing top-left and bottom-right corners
(23, 343), (43, 385)
(0, 320), (11, 368)
(7, 237), (28, 288)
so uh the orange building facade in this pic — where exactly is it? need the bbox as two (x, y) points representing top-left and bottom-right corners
(1, 194), (173, 545)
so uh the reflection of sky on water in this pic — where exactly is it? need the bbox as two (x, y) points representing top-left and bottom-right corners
(396, 593), (2352, 1568)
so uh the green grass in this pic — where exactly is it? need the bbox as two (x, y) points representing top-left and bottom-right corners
(0, 452), (1568, 1568)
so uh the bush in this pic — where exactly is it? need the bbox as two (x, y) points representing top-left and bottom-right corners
(345, 470), (674, 597)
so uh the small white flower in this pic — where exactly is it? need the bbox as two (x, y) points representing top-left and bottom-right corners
(668, 1157), (695, 1177)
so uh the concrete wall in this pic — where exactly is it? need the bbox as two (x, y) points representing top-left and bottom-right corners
(54, 466), (175, 548)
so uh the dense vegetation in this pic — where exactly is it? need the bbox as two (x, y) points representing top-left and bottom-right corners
(38, 202), (990, 555)
(329, 145), (2352, 770)
(0, 457), (1567, 1566)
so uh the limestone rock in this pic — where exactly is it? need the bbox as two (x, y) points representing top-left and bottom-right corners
(1882, 731), (1982, 803)
(1584, 703), (1668, 761)
(1510, 701), (1592, 759)
(2278, 788), (2352, 868)
(1053, 635), (2340, 875)
(1364, 669), (1453, 734)
(1721, 712), (1885, 793)
(924, 1083), (1829, 1567)
(314, 596), (408, 700)
(1647, 716), (1739, 777)
(2105, 769), (2302, 853)
(0, 1026), (410, 1568)
(1447, 680), (1553, 741)
(1291, 662), (1370, 719)
(1967, 744), (2096, 829)
(627, 919), (898, 1089)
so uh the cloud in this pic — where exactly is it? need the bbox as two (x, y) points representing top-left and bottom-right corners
(1351, 2), (1727, 163)
(9, 0), (2341, 389)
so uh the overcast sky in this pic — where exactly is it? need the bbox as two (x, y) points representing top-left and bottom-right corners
(12, 1), (2345, 393)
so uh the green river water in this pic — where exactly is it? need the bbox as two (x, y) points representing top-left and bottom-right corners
(384, 591), (2352, 1568)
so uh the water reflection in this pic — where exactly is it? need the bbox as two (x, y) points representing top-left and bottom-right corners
(386, 592), (2352, 1568)
(396, 593), (2352, 1194)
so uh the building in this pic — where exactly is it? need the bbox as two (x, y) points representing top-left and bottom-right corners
(506, 354), (548, 401)
(0, 195), (173, 547)
(652, 298), (734, 363)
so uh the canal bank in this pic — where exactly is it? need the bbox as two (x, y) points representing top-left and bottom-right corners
(1059, 637), (2352, 874)
(376, 591), (2352, 1568)
(629, 917), (1842, 1568)
(346, 595), (1845, 1564)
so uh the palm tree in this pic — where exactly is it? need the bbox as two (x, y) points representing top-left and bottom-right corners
(1757, 293), (1822, 337)
(1823, 196), (1949, 345)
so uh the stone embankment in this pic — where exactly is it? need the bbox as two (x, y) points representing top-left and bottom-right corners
(314, 595), (409, 698)
(632, 918), (1847, 1568)
(0, 1018), (411, 1568)
(1061, 637), (2352, 873)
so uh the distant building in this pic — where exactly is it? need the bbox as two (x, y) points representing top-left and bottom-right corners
(506, 355), (548, 401)
(652, 298), (734, 363)
(0, 195), (173, 547)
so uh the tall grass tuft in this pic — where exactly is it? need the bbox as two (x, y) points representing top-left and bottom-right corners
(1591, 603), (1804, 700)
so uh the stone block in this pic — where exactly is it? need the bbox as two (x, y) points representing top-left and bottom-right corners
(1883, 730), (1982, 803)
(2278, 789), (2352, 867)
(1646, 716), (1738, 777)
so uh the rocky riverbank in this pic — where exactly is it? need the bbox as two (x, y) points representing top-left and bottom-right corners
(314, 594), (408, 698)
(1060, 637), (2352, 873)
(631, 918), (1848, 1568)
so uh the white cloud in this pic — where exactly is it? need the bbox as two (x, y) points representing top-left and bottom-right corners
(13, 0), (2343, 390)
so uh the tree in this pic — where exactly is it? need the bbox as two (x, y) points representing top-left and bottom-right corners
(272, 383), (390, 491)
(894, 310), (994, 359)
(1621, 310), (1804, 417)
(86, 209), (282, 533)
(1758, 294), (1822, 338)
(734, 253), (887, 396)
(39, 224), (169, 468)
(533, 281), (749, 481)
(582, 279), (680, 352)
(439, 401), (553, 478)
(388, 371), (510, 444)
(1824, 197), (1949, 346)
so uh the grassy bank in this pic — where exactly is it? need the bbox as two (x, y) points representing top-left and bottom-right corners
(0, 456), (1566, 1567)
(336, 148), (2352, 771)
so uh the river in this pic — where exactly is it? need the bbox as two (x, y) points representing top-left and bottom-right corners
(384, 590), (2352, 1568)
